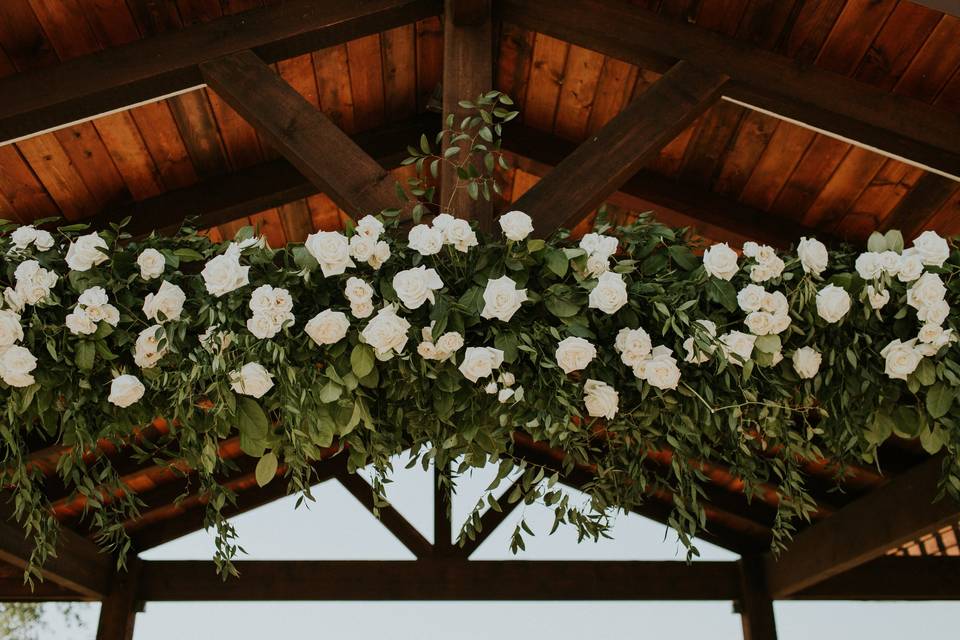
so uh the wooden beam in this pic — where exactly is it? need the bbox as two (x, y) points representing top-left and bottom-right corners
(95, 559), (142, 640)
(792, 556), (960, 601)
(910, 1), (960, 19)
(499, 0), (960, 180)
(336, 472), (434, 559)
(441, 0), (494, 231)
(738, 557), (778, 640)
(137, 560), (741, 600)
(200, 50), (399, 218)
(765, 455), (960, 598)
(454, 477), (524, 558)
(0, 577), (94, 602)
(512, 61), (728, 237)
(0, 0), (440, 145)
(0, 503), (112, 599)
(880, 173), (959, 240)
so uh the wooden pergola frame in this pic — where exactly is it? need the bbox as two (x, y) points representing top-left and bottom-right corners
(0, 2), (958, 639)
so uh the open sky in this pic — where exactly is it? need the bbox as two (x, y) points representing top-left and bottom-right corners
(43, 455), (958, 639)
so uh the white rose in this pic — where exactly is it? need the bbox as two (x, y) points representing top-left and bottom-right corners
(393, 266), (443, 309)
(137, 248), (166, 280)
(360, 306), (410, 357)
(720, 331), (756, 365)
(484, 381), (498, 394)
(762, 291), (788, 315)
(896, 249), (924, 282)
(432, 213), (455, 233)
(351, 299), (374, 319)
(879, 251), (900, 276)
(917, 299), (950, 326)
(702, 243), (738, 280)
(498, 387), (515, 403)
(751, 256), (785, 283)
(134, 325), (168, 369)
(143, 280), (186, 323)
(499, 210), (534, 241)
(249, 284), (279, 316)
(108, 374), (146, 408)
(229, 362), (274, 398)
(640, 347), (681, 390)
(246, 313), (284, 339)
(683, 319), (717, 364)
(737, 284), (766, 313)
(855, 252), (882, 280)
(583, 379), (618, 419)
(65, 308), (97, 335)
(880, 339), (923, 381)
(65, 233), (109, 271)
(797, 237), (828, 276)
(918, 323), (953, 347)
(615, 327), (652, 367)
(33, 230), (54, 252)
(458, 346), (504, 382)
(0, 345), (36, 387)
(0, 310), (22, 347)
(3, 288), (23, 313)
(499, 371), (515, 387)
(742, 242), (759, 258)
(417, 340), (438, 360)
(305, 231), (355, 277)
(792, 346), (821, 379)
(907, 272), (947, 311)
(912, 230), (950, 267)
(349, 234), (377, 263)
(10, 226), (37, 250)
(14, 260), (57, 305)
(344, 277), (374, 306)
(579, 233), (618, 260)
(369, 240), (391, 270)
(407, 224), (443, 256)
(77, 286), (107, 309)
(585, 254), (609, 278)
(815, 284), (851, 323)
(555, 336), (597, 374)
(305, 310), (349, 346)
(201, 251), (249, 297)
(355, 215), (384, 240)
(481, 276), (527, 322)
(866, 285), (890, 310)
(435, 332), (464, 355)
(744, 311), (777, 336)
(588, 271), (628, 315)
(444, 219), (478, 253)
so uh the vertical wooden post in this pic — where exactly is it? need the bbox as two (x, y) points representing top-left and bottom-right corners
(96, 558), (142, 640)
(433, 461), (454, 554)
(737, 556), (778, 640)
(441, 0), (494, 231)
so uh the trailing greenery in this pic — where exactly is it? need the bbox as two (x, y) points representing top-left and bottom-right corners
(1, 92), (959, 582)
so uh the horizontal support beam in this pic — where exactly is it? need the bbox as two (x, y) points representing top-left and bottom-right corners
(792, 556), (960, 601)
(0, 0), (440, 145)
(0, 577), (97, 602)
(499, 0), (960, 180)
(138, 560), (741, 600)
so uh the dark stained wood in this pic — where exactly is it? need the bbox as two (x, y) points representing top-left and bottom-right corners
(0, 0), (440, 144)
(346, 34), (386, 131)
(499, 0), (960, 179)
(95, 559), (141, 640)
(200, 50), (400, 217)
(336, 471), (434, 558)
(441, 0), (494, 230)
(415, 17), (443, 111)
(765, 455), (960, 598)
(137, 559), (742, 600)
(794, 556), (960, 601)
(738, 556), (778, 640)
(911, 1), (960, 18)
(513, 61), (728, 237)
(553, 45), (604, 141)
(880, 173), (959, 239)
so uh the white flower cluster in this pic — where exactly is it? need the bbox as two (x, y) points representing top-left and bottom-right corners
(417, 323), (464, 362)
(737, 284), (790, 336)
(408, 213), (477, 256)
(743, 242), (785, 283)
(348, 215), (390, 269)
(458, 346), (504, 382)
(66, 286), (120, 335)
(394, 266), (443, 310)
(481, 276), (527, 322)
(8, 225), (54, 254)
(246, 284), (294, 339)
(0, 308), (33, 387)
(360, 306), (410, 358)
(344, 277), (375, 319)
(579, 232), (618, 277)
(7, 260), (58, 309)
(614, 327), (680, 390)
(484, 370), (521, 403)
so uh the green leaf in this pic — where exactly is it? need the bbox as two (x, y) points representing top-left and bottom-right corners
(884, 229), (904, 253)
(545, 250), (568, 277)
(75, 341), (95, 371)
(237, 397), (269, 440)
(526, 239), (546, 253)
(667, 245), (697, 271)
(255, 452), (278, 487)
(419, 133), (430, 155)
(754, 334), (781, 354)
(891, 406), (922, 438)
(545, 295), (580, 318)
(706, 278), (738, 313)
(292, 246), (318, 271)
(350, 343), (375, 378)
(926, 383), (954, 419)
(867, 231), (887, 253)
(318, 381), (342, 403)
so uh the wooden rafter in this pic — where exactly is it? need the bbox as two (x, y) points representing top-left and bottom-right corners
(200, 50), (399, 218)
(0, 0), (440, 145)
(513, 61), (728, 237)
(95, 558), (141, 640)
(499, 0), (960, 180)
(765, 455), (960, 598)
(880, 173), (959, 240)
(792, 556), (960, 601)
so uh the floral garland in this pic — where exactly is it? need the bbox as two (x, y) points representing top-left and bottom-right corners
(2, 118), (960, 579)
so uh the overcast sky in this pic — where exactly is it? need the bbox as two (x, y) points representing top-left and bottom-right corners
(43, 455), (958, 639)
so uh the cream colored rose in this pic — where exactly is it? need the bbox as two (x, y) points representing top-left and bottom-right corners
(866, 285), (890, 310)
(14, 260), (58, 305)
(10, 226), (37, 251)
(555, 336), (596, 374)
(435, 332), (464, 356)
(855, 252), (882, 280)
(579, 233), (618, 260)
(108, 374), (146, 408)
(248, 284), (292, 316)
(588, 271), (628, 315)
(815, 284), (851, 323)
(498, 210), (534, 241)
(583, 379), (618, 419)
(444, 219), (478, 253)
(907, 272), (947, 312)
(683, 319), (717, 364)
(229, 362), (274, 398)
(912, 230), (950, 267)
(585, 254), (609, 278)
(393, 266), (443, 309)
(745, 311), (777, 336)
(65, 308), (97, 335)
(791, 346), (821, 379)
(134, 325), (168, 369)
(484, 381), (498, 394)
(201, 251), (249, 297)
(797, 237), (827, 276)
(720, 330), (756, 365)
(0, 345), (36, 387)
(349, 234), (377, 263)
(917, 299), (949, 325)
(880, 338), (923, 381)
(305, 310), (349, 346)
(499, 371), (515, 387)
(355, 215), (384, 240)
(896, 249), (923, 282)
(65, 233), (109, 271)
(78, 286), (108, 308)
(458, 346), (504, 382)
(481, 276), (527, 322)
(246, 313), (284, 340)
(360, 306), (410, 357)
(916, 323), (954, 356)
(640, 346), (681, 390)
(615, 327), (653, 367)
(344, 277), (374, 305)
(305, 231), (355, 277)
(3, 288), (23, 313)
(137, 248), (166, 280)
(33, 230), (54, 252)
(143, 280), (186, 323)
(369, 241), (390, 270)
(350, 299), (374, 319)
(878, 251), (900, 277)
(702, 243), (738, 280)
(737, 284), (766, 313)
(417, 340), (438, 359)
(0, 310), (22, 347)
